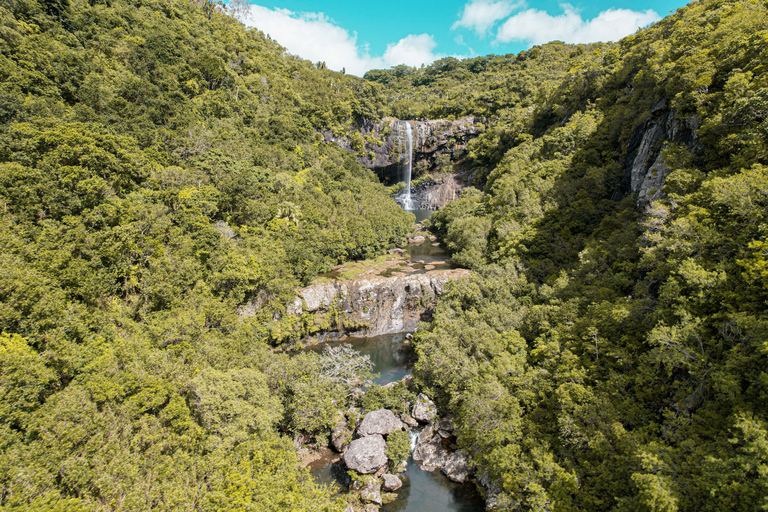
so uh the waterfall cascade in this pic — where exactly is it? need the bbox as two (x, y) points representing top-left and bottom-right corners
(397, 121), (414, 210)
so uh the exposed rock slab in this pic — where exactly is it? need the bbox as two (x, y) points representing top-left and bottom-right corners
(271, 269), (471, 338)
(622, 98), (700, 205)
(343, 435), (388, 474)
(357, 409), (404, 437)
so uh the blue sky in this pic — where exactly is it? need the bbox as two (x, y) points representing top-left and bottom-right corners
(235, 0), (688, 76)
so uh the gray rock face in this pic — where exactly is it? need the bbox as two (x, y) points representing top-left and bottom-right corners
(412, 393), (437, 423)
(361, 481), (383, 505)
(262, 269), (471, 338)
(442, 450), (471, 483)
(322, 116), (483, 183)
(623, 98), (700, 205)
(382, 473), (403, 491)
(357, 409), (404, 437)
(413, 424), (472, 481)
(343, 435), (388, 474)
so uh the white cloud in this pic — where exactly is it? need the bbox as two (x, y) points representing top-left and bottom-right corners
(243, 5), (441, 76)
(496, 4), (660, 45)
(382, 34), (439, 68)
(452, 0), (522, 36)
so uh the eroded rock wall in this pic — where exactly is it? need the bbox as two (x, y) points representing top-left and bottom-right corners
(286, 268), (471, 338)
(622, 99), (700, 204)
(322, 117), (484, 183)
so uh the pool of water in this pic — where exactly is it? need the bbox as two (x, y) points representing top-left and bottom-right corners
(308, 332), (413, 385)
(405, 209), (434, 224)
(382, 457), (485, 512)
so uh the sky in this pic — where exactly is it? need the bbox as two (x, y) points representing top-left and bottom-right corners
(237, 0), (688, 76)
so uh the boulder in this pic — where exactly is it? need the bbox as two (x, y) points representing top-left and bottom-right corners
(361, 481), (383, 506)
(357, 409), (404, 437)
(413, 425), (450, 471)
(342, 435), (388, 474)
(382, 474), (403, 491)
(400, 412), (419, 429)
(331, 424), (352, 452)
(442, 450), (471, 483)
(412, 393), (437, 423)
(435, 417), (455, 438)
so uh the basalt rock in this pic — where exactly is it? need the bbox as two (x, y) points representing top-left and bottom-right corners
(357, 409), (404, 437)
(275, 269), (471, 338)
(412, 393), (437, 423)
(621, 98), (700, 205)
(343, 435), (388, 474)
(321, 117), (484, 184)
(442, 450), (471, 483)
(382, 474), (403, 491)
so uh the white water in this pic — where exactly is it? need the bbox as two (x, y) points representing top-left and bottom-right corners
(398, 121), (415, 209)
(409, 429), (420, 453)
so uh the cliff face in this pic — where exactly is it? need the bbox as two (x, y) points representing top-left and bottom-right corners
(286, 268), (471, 338)
(322, 117), (484, 183)
(622, 99), (700, 204)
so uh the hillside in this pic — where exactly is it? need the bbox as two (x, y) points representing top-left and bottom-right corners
(376, 0), (768, 510)
(1, 0), (767, 510)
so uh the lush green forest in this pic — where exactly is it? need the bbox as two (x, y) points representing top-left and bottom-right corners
(0, 0), (412, 509)
(1, 0), (767, 509)
(390, 0), (768, 510)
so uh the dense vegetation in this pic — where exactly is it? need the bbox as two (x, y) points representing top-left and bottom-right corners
(0, 0), (412, 509)
(388, 0), (768, 510)
(2, 0), (767, 509)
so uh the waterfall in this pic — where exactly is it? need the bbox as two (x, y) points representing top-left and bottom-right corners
(409, 428), (420, 453)
(397, 120), (414, 210)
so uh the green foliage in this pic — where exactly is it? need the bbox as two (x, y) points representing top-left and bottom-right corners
(0, 0), (409, 508)
(392, 0), (768, 509)
(385, 429), (411, 470)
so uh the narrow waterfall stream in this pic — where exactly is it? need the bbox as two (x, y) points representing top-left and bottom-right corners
(397, 121), (414, 210)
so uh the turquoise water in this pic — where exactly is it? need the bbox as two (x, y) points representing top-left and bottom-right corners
(405, 208), (433, 224)
(382, 457), (485, 512)
(308, 332), (412, 385)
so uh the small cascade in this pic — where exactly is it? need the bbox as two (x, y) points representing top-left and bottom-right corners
(409, 429), (420, 453)
(397, 120), (414, 210)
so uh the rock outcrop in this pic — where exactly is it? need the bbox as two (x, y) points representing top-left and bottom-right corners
(343, 435), (388, 474)
(412, 393), (437, 423)
(322, 117), (484, 184)
(357, 409), (404, 437)
(622, 98), (699, 204)
(283, 268), (471, 338)
(382, 474), (403, 491)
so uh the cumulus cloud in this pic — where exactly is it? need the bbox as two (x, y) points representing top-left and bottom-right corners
(496, 4), (659, 45)
(452, 0), (523, 36)
(243, 5), (441, 76)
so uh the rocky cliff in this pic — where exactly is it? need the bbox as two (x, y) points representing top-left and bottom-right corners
(286, 268), (471, 338)
(621, 98), (700, 204)
(322, 117), (484, 183)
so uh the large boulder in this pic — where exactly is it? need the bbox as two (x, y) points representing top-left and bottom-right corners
(357, 409), (404, 437)
(382, 473), (403, 491)
(442, 450), (471, 483)
(412, 393), (437, 423)
(342, 435), (388, 474)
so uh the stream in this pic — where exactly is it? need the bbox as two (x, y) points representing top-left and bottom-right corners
(306, 209), (485, 511)
(306, 333), (484, 512)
